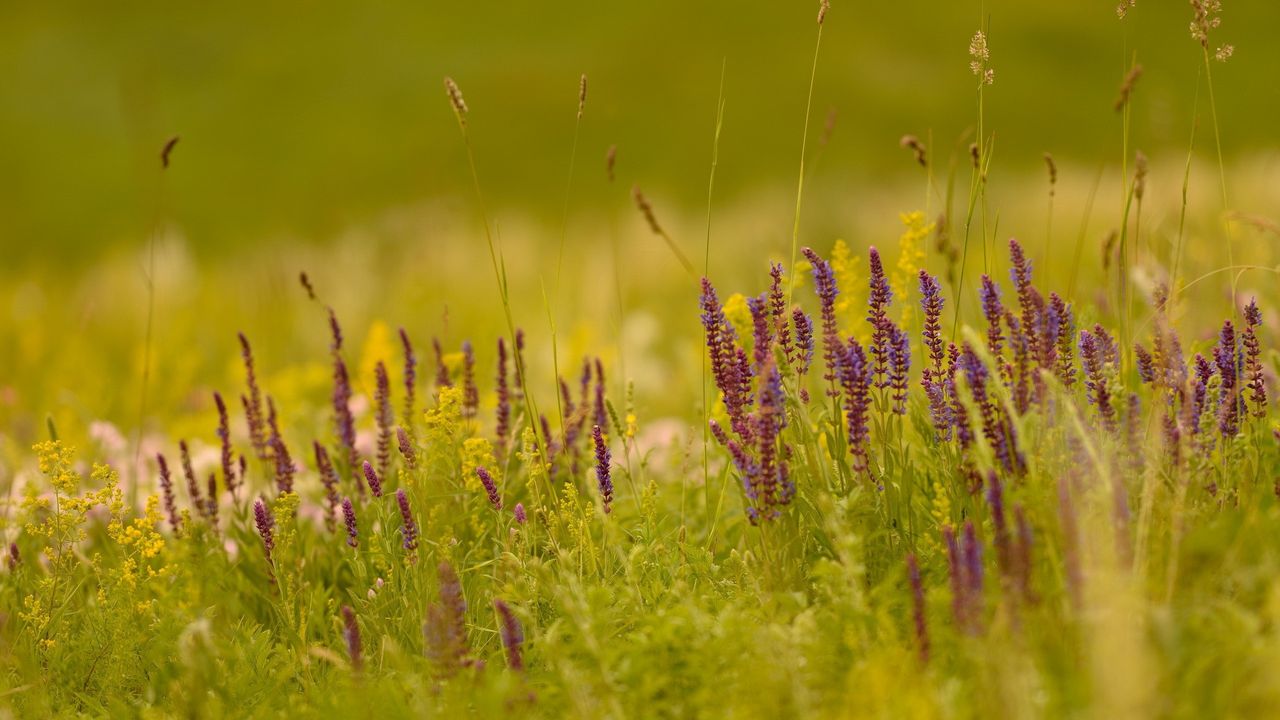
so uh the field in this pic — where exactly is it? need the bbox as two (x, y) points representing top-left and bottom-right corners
(4, 2), (1280, 717)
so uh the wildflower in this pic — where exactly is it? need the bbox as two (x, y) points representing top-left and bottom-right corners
(1079, 326), (1118, 432)
(513, 502), (527, 524)
(1244, 299), (1267, 418)
(900, 135), (927, 168)
(253, 499), (276, 563)
(1050, 293), (1076, 387)
(433, 337), (452, 389)
(592, 358), (608, 436)
(592, 425), (614, 514)
(397, 426), (417, 469)
(893, 214), (932, 324)
(462, 341), (479, 420)
(426, 561), (473, 675)
(802, 247), (842, 396)
(238, 333), (268, 460)
(496, 337), (511, 456)
(514, 328), (527, 401)
(961, 521), (984, 631)
(362, 461), (383, 499)
(266, 398), (295, 494)
(494, 599), (525, 671)
(155, 453), (181, 531)
(6, 543), (17, 571)
(906, 553), (929, 663)
(887, 324), (911, 415)
(341, 497), (359, 548)
(213, 392), (237, 495)
(400, 327), (417, 426)
(1058, 477), (1083, 610)
(867, 246), (894, 387)
(179, 440), (204, 518)
(919, 271), (946, 383)
(396, 489), (419, 552)
(768, 264), (792, 360)
(839, 340), (873, 476)
(475, 466), (502, 510)
(205, 473), (220, 528)
(748, 294), (773, 373)
(341, 605), (363, 671)
(326, 310), (359, 475)
(1215, 320), (1241, 437)
(374, 361), (393, 476)
(1135, 344), (1156, 384)
(791, 308), (815, 379)
(979, 276), (1005, 376)
(700, 278), (751, 431)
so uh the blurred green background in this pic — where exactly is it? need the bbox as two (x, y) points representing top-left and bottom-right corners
(2, 1), (1278, 266)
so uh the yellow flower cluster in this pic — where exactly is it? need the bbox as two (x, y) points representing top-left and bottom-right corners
(461, 437), (495, 489)
(892, 211), (933, 327)
(722, 293), (752, 344)
(829, 239), (864, 339)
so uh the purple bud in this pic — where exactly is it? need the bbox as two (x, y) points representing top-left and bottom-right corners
(592, 425), (614, 514)
(513, 502), (527, 524)
(396, 489), (419, 552)
(341, 497), (359, 548)
(476, 466), (502, 510)
(341, 605), (363, 671)
(362, 461), (383, 498)
(494, 599), (525, 671)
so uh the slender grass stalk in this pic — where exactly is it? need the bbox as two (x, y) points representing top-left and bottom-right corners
(444, 78), (550, 477)
(1202, 48), (1236, 312)
(703, 60), (727, 544)
(1171, 69), (1202, 308)
(1067, 165), (1104, 299)
(785, 2), (828, 309)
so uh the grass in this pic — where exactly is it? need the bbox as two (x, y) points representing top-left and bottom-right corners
(3, 4), (1280, 718)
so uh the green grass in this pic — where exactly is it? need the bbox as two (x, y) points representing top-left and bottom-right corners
(4, 3), (1280, 718)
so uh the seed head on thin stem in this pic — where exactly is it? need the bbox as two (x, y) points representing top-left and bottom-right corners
(444, 76), (468, 125)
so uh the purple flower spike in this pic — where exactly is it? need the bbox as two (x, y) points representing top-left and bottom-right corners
(432, 337), (452, 389)
(592, 425), (614, 514)
(475, 466), (502, 510)
(396, 489), (419, 552)
(213, 391), (238, 495)
(919, 270), (946, 383)
(341, 605), (363, 671)
(238, 332), (268, 461)
(362, 461), (383, 498)
(374, 361), (394, 476)
(839, 340), (873, 475)
(397, 426), (417, 469)
(341, 497), (359, 548)
(496, 337), (512, 456)
(867, 246), (894, 387)
(887, 324), (911, 415)
(802, 247), (842, 397)
(1244, 299), (1267, 418)
(156, 453), (181, 531)
(400, 327), (418, 426)
(769, 264), (792, 361)
(315, 442), (340, 531)
(513, 502), (527, 524)
(906, 553), (929, 663)
(979, 276), (1005, 374)
(253, 499), (276, 563)
(494, 599), (525, 671)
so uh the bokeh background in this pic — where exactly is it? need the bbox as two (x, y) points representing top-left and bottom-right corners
(2, 1), (1279, 451)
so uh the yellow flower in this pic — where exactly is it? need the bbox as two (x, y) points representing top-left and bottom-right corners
(461, 437), (495, 488)
(35, 440), (79, 496)
(830, 239), (864, 338)
(723, 293), (752, 344)
(358, 320), (396, 394)
(892, 212), (933, 327)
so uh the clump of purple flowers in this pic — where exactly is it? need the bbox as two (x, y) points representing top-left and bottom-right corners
(592, 425), (614, 514)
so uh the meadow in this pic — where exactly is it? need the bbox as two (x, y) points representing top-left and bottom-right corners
(4, 1), (1280, 717)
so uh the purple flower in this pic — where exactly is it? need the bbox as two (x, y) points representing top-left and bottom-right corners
(979, 276), (1005, 377)
(1079, 326), (1117, 433)
(867, 247), (894, 388)
(179, 440), (204, 517)
(341, 605), (363, 671)
(513, 329), (527, 402)
(592, 358), (608, 436)
(238, 332), (268, 461)
(961, 521), (984, 634)
(425, 561), (472, 674)
(887, 324), (911, 415)
(155, 453), (181, 531)
(906, 553), (929, 663)
(400, 327), (418, 426)
(462, 341), (479, 420)
(326, 310), (359, 474)
(791, 308), (814, 377)
(314, 442), (340, 531)
(253, 498), (276, 562)
(1244, 299), (1267, 418)
(362, 460), (383, 498)
(375, 361), (394, 476)
(1134, 344), (1155, 384)
(1050, 293), (1076, 387)
(986, 471), (1011, 580)
(341, 497), (359, 548)
(839, 340), (873, 476)
(748, 294), (773, 373)
(476, 466), (502, 510)
(396, 489), (419, 552)
(496, 337), (511, 456)
(397, 426), (417, 469)
(1214, 320), (1242, 438)
(919, 270), (946, 383)
(433, 337), (452, 389)
(266, 398), (294, 494)
(513, 502), (527, 524)
(801, 247), (842, 397)
(493, 599), (525, 671)
(1005, 310), (1031, 414)
(213, 392), (238, 496)
(592, 425), (614, 514)
(769, 264), (792, 362)
(700, 278), (751, 432)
